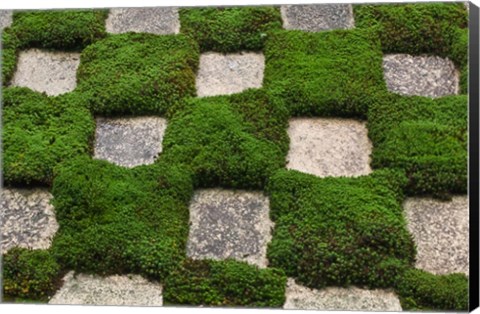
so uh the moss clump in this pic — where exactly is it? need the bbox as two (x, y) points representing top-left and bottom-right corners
(50, 157), (193, 280)
(179, 6), (282, 53)
(263, 28), (386, 118)
(396, 268), (468, 311)
(266, 169), (415, 289)
(367, 94), (467, 197)
(161, 94), (286, 189)
(163, 259), (286, 307)
(10, 9), (108, 50)
(1, 29), (20, 85)
(2, 248), (61, 301)
(2, 87), (95, 186)
(76, 33), (199, 116)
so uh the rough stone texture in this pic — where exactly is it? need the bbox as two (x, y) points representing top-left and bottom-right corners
(0, 10), (13, 31)
(284, 278), (402, 311)
(286, 118), (372, 178)
(383, 54), (459, 98)
(11, 49), (80, 96)
(49, 271), (163, 306)
(187, 189), (274, 268)
(1, 188), (58, 254)
(94, 116), (167, 168)
(281, 4), (354, 32)
(404, 196), (469, 276)
(196, 52), (265, 97)
(106, 7), (180, 34)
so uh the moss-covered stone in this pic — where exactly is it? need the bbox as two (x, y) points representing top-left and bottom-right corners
(179, 6), (282, 53)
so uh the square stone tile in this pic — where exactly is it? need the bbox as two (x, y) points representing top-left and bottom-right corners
(49, 271), (163, 306)
(1, 188), (58, 254)
(106, 7), (180, 34)
(0, 10), (13, 31)
(383, 54), (459, 98)
(281, 4), (354, 32)
(284, 278), (402, 311)
(196, 52), (265, 97)
(186, 189), (274, 268)
(11, 49), (80, 96)
(94, 116), (167, 168)
(404, 196), (469, 275)
(286, 118), (372, 178)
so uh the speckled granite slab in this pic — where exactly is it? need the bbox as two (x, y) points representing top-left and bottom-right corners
(286, 118), (372, 178)
(186, 189), (273, 268)
(404, 196), (469, 275)
(284, 278), (402, 311)
(11, 49), (80, 96)
(196, 52), (265, 97)
(1, 188), (58, 254)
(94, 116), (167, 168)
(106, 7), (180, 34)
(49, 272), (163, 306)
(0, 10), (12, 31)
(281, 4), (354, 32)
(383, 54), (459, 98)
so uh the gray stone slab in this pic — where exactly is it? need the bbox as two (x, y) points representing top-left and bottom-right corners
(1, 188), (58, 254)
(383, 54), (459, 98)
(196, 52), (265, 97)
(404, 196), (469, 276)
(186, 189), (274, 268)
(0, 10), (13, 31)
(284, 278), (402, 311)
(11, 49), (80, 96)
(281, 4), (354, 32)
(49, 271), (163, 306)
(286, 118), (372, 178)
(94, 116), (167, 168)
(106, 7), (180, 34)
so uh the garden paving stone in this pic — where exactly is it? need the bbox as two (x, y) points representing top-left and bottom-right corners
(286, 118), (372, 178)
(11, 49), (80, 96)
(0, 188), (58, 254)
(284, 278), (402, 311)
(404, 196), (469, 276)
(383, 54), (459, 98)
(106, 7), (180, 34)
(0, 10), (12, 31)
(281, 4), (354, 32)
(196, 52), (264, 97)
(186, 189), (273, 268)
(49, 271), (163, 306)
(94, 116), (167, 168)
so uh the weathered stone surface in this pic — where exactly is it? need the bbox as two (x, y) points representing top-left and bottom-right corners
(284, 278), (402, 311)
(383, 54), (459, 98)
(281, 4), (354, 32)
(11, 49), (80, 96)
(106, 7), (180, 34)
(286, 118), (372, 178)
(94, 116), (167, 168)
(404, 196), (469, 275)
(196, 52), (264, 97)
(49, 271), (163, 306)
(0, 10), (13, 31)
(1, 188), (58, 254)
(187, 189), (273, 268)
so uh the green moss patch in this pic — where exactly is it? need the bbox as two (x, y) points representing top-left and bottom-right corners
(161, 92), (287, 189)
(263, 28), (386, 118)
(1, 29), (20, 85)
(163, 259), (287, 307)
(2, 87), (95, 186)
(266, 169), (415, 289)
(2, 248), (61, 301)
(396, 268), (468, 311)
(76, 33), (199, 116)
(179, 7), (282, 53)
(367, 94), (467, 197)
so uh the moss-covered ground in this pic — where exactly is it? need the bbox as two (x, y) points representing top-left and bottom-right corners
(1, 3), (469, 310)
